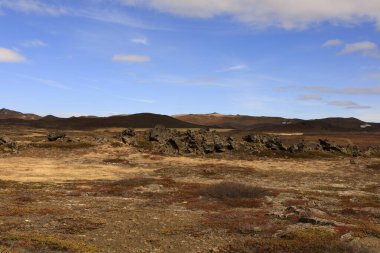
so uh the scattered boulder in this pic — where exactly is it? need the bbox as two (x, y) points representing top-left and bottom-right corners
(243, 135), (265, 143)
(265, 136), (287, 151)
(47, 131), (66, 141)
(298, 216), (337, 226)
(121, 128), (136, 144)
(122, 128), (136, 137)
(289, 140), (307, 153)
(0, 136), (12, 145)
(318, 139), (343, 152)
(0, 136), (17, 152)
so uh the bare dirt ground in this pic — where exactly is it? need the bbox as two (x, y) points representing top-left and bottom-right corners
(1, 127), (380, 252)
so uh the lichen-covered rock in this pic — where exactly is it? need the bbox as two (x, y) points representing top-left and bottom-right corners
(265, 136), (287, 151)
(0, 136), (17, 152)
(47, 131), (66, 141)
(121, 128), (136, 144)
(118, 128), (375, 158)
(289, 140), (307, 153)
(0, 136), (12, 145)
(318, 139), (344, 152)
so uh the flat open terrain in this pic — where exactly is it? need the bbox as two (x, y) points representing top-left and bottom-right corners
(1, 127), (380, 252)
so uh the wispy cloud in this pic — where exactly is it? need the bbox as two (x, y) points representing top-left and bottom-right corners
(220, 64), (248, 72)
(112, 54), (151, 62)
(305, 85), (380, 95)
(21, 39), (47, 48)
(339, 41), (380, 57)
(75, 9), (164, 30)
(0, 0), (171, 31)
(322, 39), (343, 48)
(26, 76), (71, 90)
(118, 0), (380, 30)
(338, 86), (380, 95)
(130, 37), (149, 45)
(328, 100), (371, 110)
(0, 48), (26, 62)
(299, 94), (322, 101)
(0, 0), (66, 15)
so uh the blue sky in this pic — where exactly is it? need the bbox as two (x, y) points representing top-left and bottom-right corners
(0, 0), (380, 122)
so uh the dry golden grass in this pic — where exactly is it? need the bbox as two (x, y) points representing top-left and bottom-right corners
(0, 233), (98, 253)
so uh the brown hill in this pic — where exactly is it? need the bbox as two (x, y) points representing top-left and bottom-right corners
(0, 108), (41, 120)
(251, 117), (380, 132)
(0, 113), (204, 130)
(173, 113), (299, 130)
(174, 113), (380, 132)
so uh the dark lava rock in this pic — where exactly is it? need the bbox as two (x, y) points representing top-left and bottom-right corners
(149, 125), (170, 142)
(318, 139), (343, 152)
(0, 136), (12, 145)
(0, 136), (17, 151)
(121, 128), (136, 144)
(298, 216), (336, 226)
(122, 128), (136, 137)
(265, 136), (287, 151)
(47, 131), (66, 141)
(289, 140), (307, 153)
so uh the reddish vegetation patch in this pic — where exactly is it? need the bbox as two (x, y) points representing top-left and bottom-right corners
(201, 182), (268, 200)
(218, 228), (368, 253)
(102, 158), (130, 165)
(283, 199), (308, 207)
(0, 207), (62, 217)
(202, 210), (284, 236)
(367, 162), (380, 171)
(340, 195), (380, 209)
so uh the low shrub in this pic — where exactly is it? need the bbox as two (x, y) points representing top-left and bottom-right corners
(220, 228), (370, 253)
(201, 181), (267, 200)
(367, 162), (380, 170)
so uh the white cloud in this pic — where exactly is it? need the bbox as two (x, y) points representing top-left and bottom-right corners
(299, 94), (322, 101)
(339, 41), (380, 57)
(0, 48), (26, 62)
(338, 85), (380, 95)
(305, 85), (380, 95)
(328, 100), (371, 110)
(0, 0), (66, 15)
(322, 39), (343, 48)
(112, 54), (151, 62)
(21, 39), (47, 48)
(29, 77), (70, 90)
(221, 64), (248, 72)
(119, 0), (380, 30)
(0, 1), (169, 31)
(131, 37), (149, 45)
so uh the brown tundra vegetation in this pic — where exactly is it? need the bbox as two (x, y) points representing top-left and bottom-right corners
(1, 125), (380, 252)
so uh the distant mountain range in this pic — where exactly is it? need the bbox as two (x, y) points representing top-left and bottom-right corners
(0, 109), (379, 132)
(0, 109), (202, 130)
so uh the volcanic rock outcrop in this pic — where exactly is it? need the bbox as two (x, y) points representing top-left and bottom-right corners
(119, 126), (377, 157)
